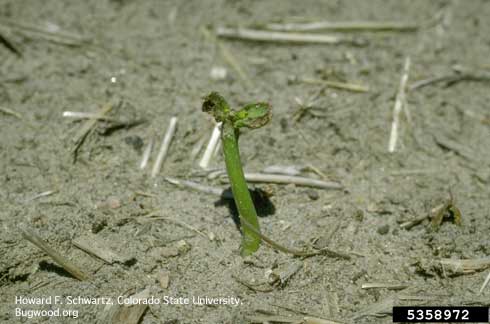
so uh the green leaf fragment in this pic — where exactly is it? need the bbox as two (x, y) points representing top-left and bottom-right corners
(202, 92), (231, 122)
(232, 102), (272, 129)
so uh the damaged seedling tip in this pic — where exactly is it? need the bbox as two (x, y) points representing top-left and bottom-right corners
(202, 92), (271, 256)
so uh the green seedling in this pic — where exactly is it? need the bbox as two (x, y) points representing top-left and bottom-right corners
(202, 92), (271, 256)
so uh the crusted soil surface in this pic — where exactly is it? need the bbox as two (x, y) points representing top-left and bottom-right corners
(1, 1), (489, 323)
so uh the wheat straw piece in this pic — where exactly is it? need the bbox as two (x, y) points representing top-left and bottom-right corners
(63, 111), (112, 120)
(24, 190), (57, 203)
(388, 57), (411, 153)
(0, 106), (23, 119)
(164, 177), (227, 197)
(265, 21), (419, 32)
(199, 122), (221, 169)
(139, 137), (154, 170)
(479, 271), (490, 295)
(243, 172), (343, 190)
(19, 226), (89, 281)
(216, 27), (352, 45)
(151, 116), (178, 177)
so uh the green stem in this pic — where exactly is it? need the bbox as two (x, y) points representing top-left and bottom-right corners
(202, 92), (270, 256)
(221, 120), (261, 256)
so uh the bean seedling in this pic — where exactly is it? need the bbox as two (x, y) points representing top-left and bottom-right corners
(202, 92), (271, 256)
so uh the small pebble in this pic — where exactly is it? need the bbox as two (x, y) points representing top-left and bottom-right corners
(306, 189), (319, 200)
(354, 209), (364, 222)
(124, 135), (144, 152)
(96, 196), (121, 209)
(91, 219), (107, 234)
(210, 66), (227, 81)
(163, 319), (179, 324)
(377, 224), (390, 235)
(176, 240), (191, 254)
(312, 236), (329, 249)
(157, 246), (180, 258)
(106, 197), (121, 209)
(157, 271), (170, 289)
